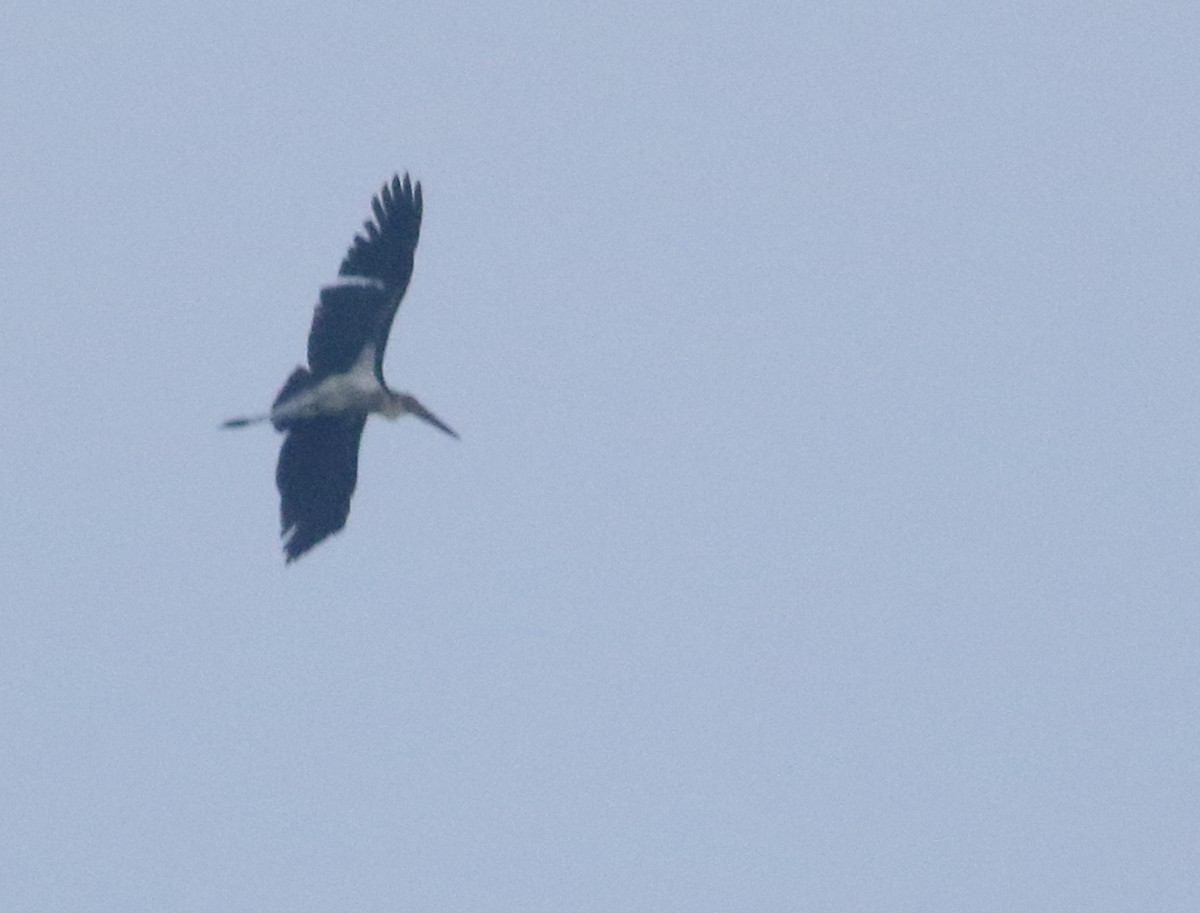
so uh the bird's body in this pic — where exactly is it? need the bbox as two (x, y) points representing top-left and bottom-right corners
(270, 337), (384, 426)
(223, 174), (457, 562)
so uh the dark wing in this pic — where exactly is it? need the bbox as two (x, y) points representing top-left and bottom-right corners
(276, 415), (368, 562)
(330, 173), (423, 380)
(306, 283), (391, 379)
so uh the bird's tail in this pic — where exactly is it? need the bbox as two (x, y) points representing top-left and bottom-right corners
(220, 413), (270, 429)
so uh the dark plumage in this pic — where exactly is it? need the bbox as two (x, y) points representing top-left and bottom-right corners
(277, 415), (367, 562)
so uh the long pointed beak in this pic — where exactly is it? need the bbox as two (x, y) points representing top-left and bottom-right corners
(408, 399), (459, 439)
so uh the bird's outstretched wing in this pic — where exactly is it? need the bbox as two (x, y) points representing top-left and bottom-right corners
(340, 173), (423, 291)
(306, 283), (390, 379)
(276, 415), (368, 562)
(306, 174), (423, 381)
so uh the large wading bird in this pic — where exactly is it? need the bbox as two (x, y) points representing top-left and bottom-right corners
(222, 174), (457, 562)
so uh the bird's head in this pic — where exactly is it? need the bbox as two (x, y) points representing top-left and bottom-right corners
(390, 392), (459, 438)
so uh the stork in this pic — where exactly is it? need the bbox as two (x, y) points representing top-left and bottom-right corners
(222, 173), (457, 562)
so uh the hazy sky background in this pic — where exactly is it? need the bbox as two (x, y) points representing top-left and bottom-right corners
(3, 2), (1199, 910)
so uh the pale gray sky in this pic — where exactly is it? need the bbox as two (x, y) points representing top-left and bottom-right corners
(3, 2), (1199, 910)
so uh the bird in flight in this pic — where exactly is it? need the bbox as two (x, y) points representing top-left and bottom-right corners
(222, 174), (457, 562)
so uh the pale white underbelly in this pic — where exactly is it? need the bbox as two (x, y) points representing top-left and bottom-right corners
(272, 370), (382, 423)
